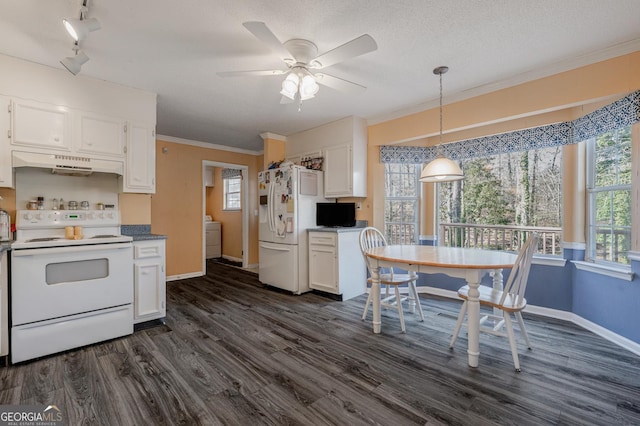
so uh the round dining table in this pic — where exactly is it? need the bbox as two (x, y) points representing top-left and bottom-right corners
(365, 245), (517, 368)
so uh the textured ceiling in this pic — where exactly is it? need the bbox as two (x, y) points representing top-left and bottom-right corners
(1, 0), (639, 152)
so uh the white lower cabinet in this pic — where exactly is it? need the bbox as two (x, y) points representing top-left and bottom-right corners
(308, 230), (366, 301)
(133, 239), (166, 324)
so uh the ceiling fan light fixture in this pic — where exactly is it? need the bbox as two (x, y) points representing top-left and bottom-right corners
(62, 17), (101, 42)
(299, 74), (319, 100)
(280, 73), (299, 99)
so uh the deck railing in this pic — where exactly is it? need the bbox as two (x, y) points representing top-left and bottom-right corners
(439, 223), (562, 255)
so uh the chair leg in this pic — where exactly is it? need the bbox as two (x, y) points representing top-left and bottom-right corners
(384, 285), (390, 309)
(515, 311), (532, 349)
(394, 286), (406, 333)
(407, 285), (416, 314)
(450, 300), (467, 348)
(361, 289), (373, 321)
(503, 312), (521, 372)
(410, 282), (424, 321)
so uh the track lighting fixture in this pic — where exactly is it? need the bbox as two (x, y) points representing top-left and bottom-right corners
(60, 47), (89, 75)
(62, 17), (101, 42)
(60, 0), (100, 75)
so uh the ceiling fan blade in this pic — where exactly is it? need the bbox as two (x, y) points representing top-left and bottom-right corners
(217, 69), (287, 77)
(242, 21), (294, 63)
(280, 96), (294, 104)
(311, 34), (377, 69)
(314, 73), (366, 94)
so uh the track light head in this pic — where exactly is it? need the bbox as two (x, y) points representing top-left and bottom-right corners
(60, 50), (89, 75)
(62, 17), (101, 41)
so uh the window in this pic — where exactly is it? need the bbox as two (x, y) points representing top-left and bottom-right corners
(223, 175), (242, 210)
(438, 146), (562, 254)
(384, 163), (420, 244)
(587, 126), (632, 265)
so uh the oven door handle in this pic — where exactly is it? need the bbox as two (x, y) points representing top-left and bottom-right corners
(12, 242), (132, 257)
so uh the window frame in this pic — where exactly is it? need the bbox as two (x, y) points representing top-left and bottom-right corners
(383, 163), (420, 245)
(223, 175), (242, 211)
(585, 126), (632, 266)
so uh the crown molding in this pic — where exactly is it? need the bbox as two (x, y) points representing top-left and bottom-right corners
(157, 134), (263, 156)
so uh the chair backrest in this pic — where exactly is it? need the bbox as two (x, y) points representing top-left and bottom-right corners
(359, 227), (387, 275)
(500, 233), (539, 308)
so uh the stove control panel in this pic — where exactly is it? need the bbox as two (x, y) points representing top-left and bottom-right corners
(17, 210), (120, 228)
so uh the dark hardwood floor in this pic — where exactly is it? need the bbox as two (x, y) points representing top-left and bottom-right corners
(1, 261), (639, 425)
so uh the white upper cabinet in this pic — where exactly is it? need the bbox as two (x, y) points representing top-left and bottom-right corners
(286, 116), (367, 198)
(0, 96), (12, 188)
(11, 99), (72, 152)
(123, 122), (156, 193)
(324, 144), (353, 197)
(204, 166), (214, 187)
(77, 112), (126, 158)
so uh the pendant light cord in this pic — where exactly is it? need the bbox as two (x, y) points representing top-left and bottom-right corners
(438, 70), (443, 146)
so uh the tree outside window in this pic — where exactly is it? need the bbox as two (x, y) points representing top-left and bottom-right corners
(439, 146), (562, 253)
(587, 126), (632, 265)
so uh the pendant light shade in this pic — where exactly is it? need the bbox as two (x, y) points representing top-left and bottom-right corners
(419, 155), (463, 182)
(420, 66), (464, 183)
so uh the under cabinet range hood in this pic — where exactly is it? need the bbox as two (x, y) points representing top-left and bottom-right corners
(12, 151), (124, 176)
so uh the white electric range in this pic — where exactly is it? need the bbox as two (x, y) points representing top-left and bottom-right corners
(11, 209), (134, 363)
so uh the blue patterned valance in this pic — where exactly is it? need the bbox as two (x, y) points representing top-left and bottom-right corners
(221, 168), (242, 178)
(380, 90), (640, 164)
(573, 91), (640, 141)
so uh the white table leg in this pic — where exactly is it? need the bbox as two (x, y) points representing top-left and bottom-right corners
(372, 265), (381, 334)
(466, 274), (481, 368)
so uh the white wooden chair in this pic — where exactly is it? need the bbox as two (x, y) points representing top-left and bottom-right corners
(449, 233), (539, 372)
(359, 227), (424, 333)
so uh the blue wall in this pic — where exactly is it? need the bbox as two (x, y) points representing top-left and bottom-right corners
(413, 247), (638, 344)
(573, 259), (640, 343)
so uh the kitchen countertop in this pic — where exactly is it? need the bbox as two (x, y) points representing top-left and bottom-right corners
(308, 226), (365, 233)
(121, 225), (167, 241)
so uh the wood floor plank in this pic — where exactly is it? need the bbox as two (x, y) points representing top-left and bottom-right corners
(1, 260), (639, 425)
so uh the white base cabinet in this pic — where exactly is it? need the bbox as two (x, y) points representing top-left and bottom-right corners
(133, 240), (166, 324)
(308, 230), (366, 300)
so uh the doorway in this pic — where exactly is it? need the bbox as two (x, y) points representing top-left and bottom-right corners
(202, 160), (249, 273)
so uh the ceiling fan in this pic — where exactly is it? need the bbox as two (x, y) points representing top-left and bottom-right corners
(217, 22), (377, 107)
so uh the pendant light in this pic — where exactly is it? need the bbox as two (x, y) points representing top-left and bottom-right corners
(420, 66), (464, 182)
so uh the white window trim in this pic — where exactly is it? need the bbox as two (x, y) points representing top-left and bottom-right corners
(572, 260), (634, 281)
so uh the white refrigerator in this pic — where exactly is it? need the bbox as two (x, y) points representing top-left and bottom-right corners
(258, 164), (328, 294)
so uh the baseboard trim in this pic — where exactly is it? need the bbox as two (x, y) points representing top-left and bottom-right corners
(166, 271), (204, 281)
(223, 255), (242, 263)
(413, 286), (640, 357)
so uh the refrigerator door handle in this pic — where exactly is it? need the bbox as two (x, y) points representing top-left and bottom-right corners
(269, 182), (276, 232)
(259, 243), (291, 252)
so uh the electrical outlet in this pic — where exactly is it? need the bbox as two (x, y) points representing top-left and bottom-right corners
(356, 202), (362, 210)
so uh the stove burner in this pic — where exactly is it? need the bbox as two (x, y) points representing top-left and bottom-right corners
(26, 237), (60, 243)
(91, 235), (119, 239)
